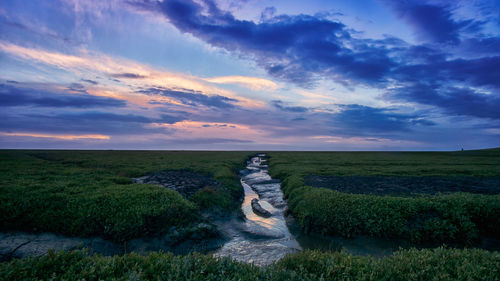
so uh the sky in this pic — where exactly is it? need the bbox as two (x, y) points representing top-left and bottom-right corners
(0, 0), (499, 150)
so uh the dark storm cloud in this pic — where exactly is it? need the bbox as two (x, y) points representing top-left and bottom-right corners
(140, 87), (238, 109)
(331, 104), (435, 137)
(142, 0), (395, 87)
(133, 0), (500, 121)
(387, 84), (500, 119)
(271, 100), (308, 112)
(383, 0), (483, 44)
(392, 52), (500, 90)
(0, 111), (184, 135)
(459, 37), (500, 55)
(50, 111), (184, 125)
(0, 83), (126, 108)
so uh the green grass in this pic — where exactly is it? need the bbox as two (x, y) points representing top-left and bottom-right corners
(0, 150), (250, 241)
(268, 150), (500, 178)
(1, 247), (498, 280)
(268, 150), (500, 244)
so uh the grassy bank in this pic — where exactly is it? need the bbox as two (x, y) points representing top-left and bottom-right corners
(0, 150), (249, 241)
(1, 247), (498, 280)
(268, 150), (500, 244)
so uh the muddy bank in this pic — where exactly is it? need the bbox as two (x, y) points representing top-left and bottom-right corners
(305, 175), (500, 196)
(1, 169), (231, 262)
(134, 170), (221, 198)
(0, 223), (224, 262)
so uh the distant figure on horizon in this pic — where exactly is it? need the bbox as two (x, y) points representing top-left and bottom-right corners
(461, 147), (464, 151)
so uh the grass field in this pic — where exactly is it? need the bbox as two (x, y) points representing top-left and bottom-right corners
(1, 247), (498, 280)
(0, 150), (250, 241)
(1, 149), (499, 279)
(268, 150), (500, 244)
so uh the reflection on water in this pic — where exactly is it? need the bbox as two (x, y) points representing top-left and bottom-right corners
(214, 154), (423, 265)
(213, 155), (301, 266)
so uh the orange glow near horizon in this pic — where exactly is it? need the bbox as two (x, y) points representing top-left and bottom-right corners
(0, 132), (110, 140)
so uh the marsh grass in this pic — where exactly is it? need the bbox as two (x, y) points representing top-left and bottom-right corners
(268, 150), (500, 244)
(0, 150), (250, 241)
(1, 247), (498, 280)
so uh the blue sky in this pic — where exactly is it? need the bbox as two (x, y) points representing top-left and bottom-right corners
(0, 0), (499, 150)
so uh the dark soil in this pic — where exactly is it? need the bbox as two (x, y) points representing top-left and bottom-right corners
(304, 175), (500, 196)
(134, 170), (221, 198)
(0, 223), (225, 262)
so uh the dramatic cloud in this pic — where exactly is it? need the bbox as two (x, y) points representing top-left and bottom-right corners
(1, 0), (499, 150)
(146, 0), (395, 87)
(0, 110), (184, 136)
(387, 84), (500, 119)
(384, 1), (482, 44)
(0, 83), (126, 108)
(139, 0), (500, 121)
(331, 104), (435, 137)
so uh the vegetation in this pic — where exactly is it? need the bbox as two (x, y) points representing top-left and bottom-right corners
(1, 247), (498, 280)
(268, 150), (500, 244)
(0, 150), (249, 241)
(1, 150), (499, 279)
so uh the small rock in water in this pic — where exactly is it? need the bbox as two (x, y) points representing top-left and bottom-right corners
(251, 198), (272, 217)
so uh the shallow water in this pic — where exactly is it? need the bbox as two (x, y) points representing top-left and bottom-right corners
(4, 154), (497, 263)
(213, 155), (301, 266)
(214, 154), (417, 264)
(215, 155), (500, 264)
(213, 155), (410, 265)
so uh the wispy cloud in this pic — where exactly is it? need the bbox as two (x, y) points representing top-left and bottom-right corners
(0, 132), (110, 140)
(0, 41), (264, 109)
(0, 83), (126, 108)
(141, 87), (239, 109)
(203, 75), (279, 91)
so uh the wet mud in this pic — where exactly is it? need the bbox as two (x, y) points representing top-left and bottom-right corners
(305, 175), (500, 196)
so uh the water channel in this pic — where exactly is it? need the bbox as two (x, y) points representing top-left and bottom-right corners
(213, 154), (417, 265)
(213, 154), (301, 266)
(4, 154), (495, 264)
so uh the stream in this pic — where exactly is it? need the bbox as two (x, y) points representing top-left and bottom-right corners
(5, 154), (494, 264)
(213, 154), (413, 265)
(213, 154), (301, 266)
